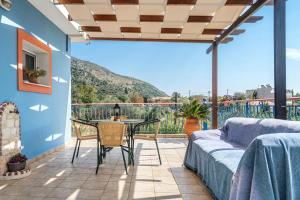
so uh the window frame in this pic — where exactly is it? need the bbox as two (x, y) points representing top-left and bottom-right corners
(17, 28), (52, 94)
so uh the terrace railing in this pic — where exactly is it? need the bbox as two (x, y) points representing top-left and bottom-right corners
(71, 103), (185, 134)
(217, 97), (300, 127)
(71, 98), (300, 133)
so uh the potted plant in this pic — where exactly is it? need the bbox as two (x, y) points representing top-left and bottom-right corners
(176, 100), (209, 137)
(24, 67), (47, 84)
(7, 153), (28, 172)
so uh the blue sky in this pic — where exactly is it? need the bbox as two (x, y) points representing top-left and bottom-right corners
(71, 0), (300, 96)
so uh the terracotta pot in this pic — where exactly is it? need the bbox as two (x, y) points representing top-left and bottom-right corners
(28, 75), (38, 84)
(184, 118), (201, 137)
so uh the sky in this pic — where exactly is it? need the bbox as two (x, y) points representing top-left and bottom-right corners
(71, 0), (300, 97)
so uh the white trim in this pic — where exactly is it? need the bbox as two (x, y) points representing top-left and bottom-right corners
(27, 0), (81, 37)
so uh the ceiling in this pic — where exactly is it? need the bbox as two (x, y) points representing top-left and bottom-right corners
(56, 0), (255, 43)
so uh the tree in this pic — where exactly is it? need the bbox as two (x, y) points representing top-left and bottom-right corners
(143, 95), (150, 103)
(130, 92), (144, 103)
(118, 95), (128, 103)
(171, 92), (181, 102)
(124, 87), (129, 94)
(252, 90), (258, 99)
(294, 93), (300, 104)
(73, 84), (99, 103)
(233, 92), (246, 100)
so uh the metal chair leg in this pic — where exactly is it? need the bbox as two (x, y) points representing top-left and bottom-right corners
(130, 153), (135, 166)
(76, 140), (81, 158)
(96, 159), (100, 175)
(100, 145), (104, 164)
(71, 139), (79, 163)
(96, 143), (103, 174)
(120, 146), (128, 175)
(155, 139), (162, 165)
(131, 139), (135, 165)
(102, 146), (106, 159)
(96, 141), (99, 174)
(97, 139), (99, 161)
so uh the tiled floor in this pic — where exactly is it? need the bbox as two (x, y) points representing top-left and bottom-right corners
(0, 138), (213, 200)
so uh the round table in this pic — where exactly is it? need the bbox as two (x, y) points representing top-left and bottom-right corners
(121, 119), (144, 165)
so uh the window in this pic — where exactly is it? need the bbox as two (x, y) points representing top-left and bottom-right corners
(22, 50), (36, 81)
(17, 28), (52, 94)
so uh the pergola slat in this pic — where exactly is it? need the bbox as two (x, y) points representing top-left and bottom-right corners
(187, 16), (213, 23)
(111, 0), (139, 5)
(245, 16), (264, 23)
(206, 0), (268, 54)
(167, 0), (197, 5)
(120, 27), (141, 33)
(225, 0), (254, 5)
(230, 29), (245, 35)
(57, 0), (83, 4)
(140, 15), (164, 22)
(80, 26), (101, 32)
(161, 28), (182, 34)
(93, 15), (117, 21)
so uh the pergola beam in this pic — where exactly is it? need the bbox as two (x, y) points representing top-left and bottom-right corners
(88, 37), (213, 43)
(212, 44), (218, 129)
(206, 0), (268, 54)
(274, 0), (287, 119)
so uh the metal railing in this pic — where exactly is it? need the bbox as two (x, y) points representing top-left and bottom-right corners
(72, 98), (300, 132)
(72, 103), (185, 134)
(217, 97), (300, 127)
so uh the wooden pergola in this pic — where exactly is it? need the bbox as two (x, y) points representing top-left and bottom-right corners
(55, 0), (287, 128)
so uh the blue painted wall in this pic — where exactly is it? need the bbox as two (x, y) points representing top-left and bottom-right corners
(0, 0), (71, 159)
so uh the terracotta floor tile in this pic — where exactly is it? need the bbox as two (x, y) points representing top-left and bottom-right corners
(58, 180), (85, 189)
(0, 139), (213, 200)
(128, 191), (155, 200)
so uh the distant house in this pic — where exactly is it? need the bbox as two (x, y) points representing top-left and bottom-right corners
(149, 96), (172, 103)
(222, 95), (233, 101)
(246, 84), (293, 99)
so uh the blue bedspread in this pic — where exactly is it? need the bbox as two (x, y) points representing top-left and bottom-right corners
(184, 118), (300, 200)
(230, 133), (300, 200)
(185, 130), (245, 200)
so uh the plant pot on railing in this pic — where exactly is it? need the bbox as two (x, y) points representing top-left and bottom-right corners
(184, 118), (201, 137)
(7, 153), (28, 172)
(175, 100), (209, 138)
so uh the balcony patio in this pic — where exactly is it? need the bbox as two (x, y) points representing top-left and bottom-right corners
(0, 138), (212, 200)
(1, 0), (299, 200)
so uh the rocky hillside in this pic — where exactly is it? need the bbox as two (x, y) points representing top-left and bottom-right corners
(71, 57), (167, 103)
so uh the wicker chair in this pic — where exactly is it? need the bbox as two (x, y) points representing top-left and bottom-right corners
(96, 121), (132, 174)
(71, 119), (97, 163)
(133, 119), (162, 165)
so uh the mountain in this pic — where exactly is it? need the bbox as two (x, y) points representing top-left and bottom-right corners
(71, 57), (168, 103)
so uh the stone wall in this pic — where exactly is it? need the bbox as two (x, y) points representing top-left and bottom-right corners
(0, 102), (20, 175)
